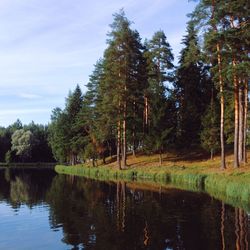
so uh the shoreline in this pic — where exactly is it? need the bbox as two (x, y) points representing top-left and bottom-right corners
(55, 164), (250, 212)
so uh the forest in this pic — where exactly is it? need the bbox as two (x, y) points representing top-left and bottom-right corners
(0, 120), (54, 163)
(48, 1), (249, 170)
(1, 1), (249, 170)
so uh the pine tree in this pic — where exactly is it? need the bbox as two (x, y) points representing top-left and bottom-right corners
(174, 21), (211, 147)
(201, 89), (220, 160)
(144, 30), (174, 127)
(49, 85), (83, 165)
(143, 30), (175, 163)
(101, 10), (146, 168)
(77, 60), (112, 164)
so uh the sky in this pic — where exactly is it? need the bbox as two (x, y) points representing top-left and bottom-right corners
(0, 0), (197, 127)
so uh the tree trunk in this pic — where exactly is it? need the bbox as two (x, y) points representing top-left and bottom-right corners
(143, 95), (149, 135)
(212, 1), (226, 169)
(102, 155), (106, 164)
(132, 100), (136, 156)
(74, 154), (77, 165)
(117, 119), (121, 170)
(217, 43), (226, 170)
(233, 57), (239, 168)
(243, 78), (248, 164)
(132, 137), (136, 157)
(238, 84), (243, 163)
(210, 149), (214, 160)
(107, 141), (112, 159)
(159, 150), (163, 166)
(122, 108), (127, 168)
(145, 96), (149, 128)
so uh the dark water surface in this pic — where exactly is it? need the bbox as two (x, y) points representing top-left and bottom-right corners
(0, 169), (249, 250)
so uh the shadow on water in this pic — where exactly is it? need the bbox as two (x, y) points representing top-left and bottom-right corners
(0, 169), (249, 250)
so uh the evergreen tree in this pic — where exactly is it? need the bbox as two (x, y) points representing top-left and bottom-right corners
(143, 30), (176, 163)
(48, 85), (83, 165)
(201, 90), (220, 159)
(101, 10), (146, 168)
(75, 60), (113, 165)
(48, 108), (70, 163)
(174, 21), (211, 147)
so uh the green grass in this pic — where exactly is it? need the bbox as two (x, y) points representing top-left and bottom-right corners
(55, 162), (250, 212)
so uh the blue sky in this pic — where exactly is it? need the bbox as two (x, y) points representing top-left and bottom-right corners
(0, 0), (197, 127)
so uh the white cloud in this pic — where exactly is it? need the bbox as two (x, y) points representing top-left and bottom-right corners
(18, 93), (42, 99)
(0, 108), (51, 116)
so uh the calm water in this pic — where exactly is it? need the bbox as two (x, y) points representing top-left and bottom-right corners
(0, 169), (249, 250)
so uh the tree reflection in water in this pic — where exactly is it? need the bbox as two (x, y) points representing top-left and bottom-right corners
(0, 169), (249, 250)
(0, 168), (56, 209)
(234, 207), (249, 250)
(46, 174), (250, 250)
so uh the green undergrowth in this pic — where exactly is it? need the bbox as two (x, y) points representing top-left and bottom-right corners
(55, 164), (250, 212)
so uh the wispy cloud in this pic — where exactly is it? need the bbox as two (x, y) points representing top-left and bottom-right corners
(0, 108), (51, 116)
(0, 0), (196, 126)
(18, 93), (42, 99)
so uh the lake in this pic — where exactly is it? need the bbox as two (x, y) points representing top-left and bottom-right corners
(0, 168), (249, 250)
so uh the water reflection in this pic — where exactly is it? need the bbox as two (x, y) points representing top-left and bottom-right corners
(234, 207), (249, 250)
(0, 168), (55, 209)
(0, 169), (249, 250)
(45, 174), (250, 250)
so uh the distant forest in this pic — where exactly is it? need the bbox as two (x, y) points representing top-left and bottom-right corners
(0, 120), (54, 163)
(1, 1), (249, 168)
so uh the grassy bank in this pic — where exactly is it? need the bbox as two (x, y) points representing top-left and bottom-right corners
(55, 152), (250, 212)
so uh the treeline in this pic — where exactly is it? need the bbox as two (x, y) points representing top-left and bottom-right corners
(0, 120), (55, 163)
(49, 2), (249, 169)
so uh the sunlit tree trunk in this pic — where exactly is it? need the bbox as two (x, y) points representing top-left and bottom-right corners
(238, 83), (243, 163)
(132, 100), (136, 156)
(210, 149), (214, 160)
(233, 57), (240, 168)
(217, 43), (226, 170)
(243, 78), (248, 164)
(117, 118), (121, 170)
(212, 0), (226, 169)
(159, 148), (163, 166)
(145, 96), (149, 129)
(143, 95), (149, 135)
(122, 101), (127, 168)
